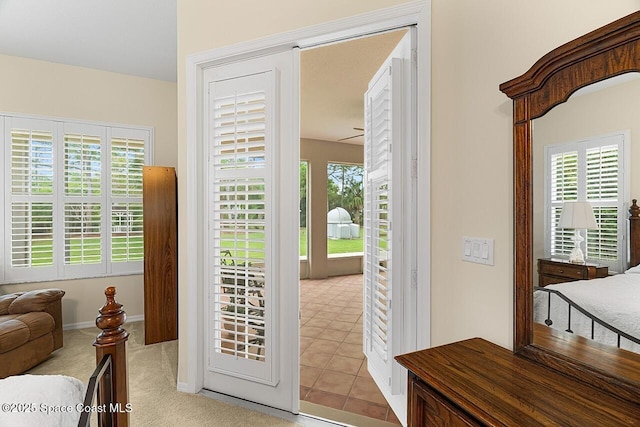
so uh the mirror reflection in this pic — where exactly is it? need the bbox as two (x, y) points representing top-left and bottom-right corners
(532, 73), (640, 354)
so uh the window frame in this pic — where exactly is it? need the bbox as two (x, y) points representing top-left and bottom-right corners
(1, 112), (153, 284)
(543, 131), (629, 273)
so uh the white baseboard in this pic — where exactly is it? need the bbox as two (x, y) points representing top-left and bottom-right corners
(63, 314), (144, 330)
(177, 382), (194, 393)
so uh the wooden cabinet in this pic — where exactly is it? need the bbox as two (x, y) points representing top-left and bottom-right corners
(143, 166), (178, 345)
(537, 258), (607, 287)
(395, 338), (640, 426)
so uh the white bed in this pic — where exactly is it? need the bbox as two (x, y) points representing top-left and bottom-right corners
(533, 270), (640, 353)
(0, 375), (84, 427)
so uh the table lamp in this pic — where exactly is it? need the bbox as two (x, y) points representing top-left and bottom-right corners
(558, 201), (598, 264)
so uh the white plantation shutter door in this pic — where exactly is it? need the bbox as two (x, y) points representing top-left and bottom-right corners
(364, 52), (409, 417)
(545, 134), (625, 272)
(363, 30), (415, 423)
(364, 69), (393, 384)
(201, 47), (300, 412)
(208, 72), (275, 384)
(203, 49), (299, 412)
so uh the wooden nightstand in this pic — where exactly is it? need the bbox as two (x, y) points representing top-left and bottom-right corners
(537, 258), (608, 287)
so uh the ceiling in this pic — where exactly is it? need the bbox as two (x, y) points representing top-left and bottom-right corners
(0, 0), (177, 82)
(0, 0), (405, 144)
(301, 30), (407, 144)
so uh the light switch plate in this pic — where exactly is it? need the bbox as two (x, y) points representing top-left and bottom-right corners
(462, 237), (494, 266)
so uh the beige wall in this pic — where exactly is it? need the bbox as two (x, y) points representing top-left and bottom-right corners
(533, 77), (640, 270)
(301, 138), (364, 279)
(0, 53), (177, 326)
(177, 0), (640, 383)
(428, 0), (639, 346)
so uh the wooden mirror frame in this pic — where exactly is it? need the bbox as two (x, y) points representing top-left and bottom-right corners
(500, 11), (640, 403)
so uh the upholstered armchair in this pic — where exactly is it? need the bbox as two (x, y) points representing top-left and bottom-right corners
(0, 289), (65, 378)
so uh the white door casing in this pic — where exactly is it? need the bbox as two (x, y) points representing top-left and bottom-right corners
(202, 50), (300, 411)
(363, 29), (416, 423)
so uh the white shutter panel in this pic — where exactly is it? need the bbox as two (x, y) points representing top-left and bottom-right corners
(362, 32), (415, 423)
(364, 63), (394, 388)
(5, 118), (57, 281)
(586, 144), (620, 264)
(63, 128), (104, 270)
(549, 151), (578, 257)
(208, 71), (275, 384)
(110, 129), (146, 273)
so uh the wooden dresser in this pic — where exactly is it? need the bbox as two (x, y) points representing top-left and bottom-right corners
(395, 338), (640, 426)
(537, 258), (608, 287)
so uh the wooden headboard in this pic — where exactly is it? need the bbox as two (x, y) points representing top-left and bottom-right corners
(630, 199), (640, 268)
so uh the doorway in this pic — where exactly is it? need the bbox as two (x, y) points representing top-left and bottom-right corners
(298, 29), (409, 425)
(183, 1), (430, 421)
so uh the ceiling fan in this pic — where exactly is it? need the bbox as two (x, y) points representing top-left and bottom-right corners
(337, 127), (364, 142)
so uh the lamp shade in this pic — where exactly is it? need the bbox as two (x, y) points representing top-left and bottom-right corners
(558, 201), (598, 229)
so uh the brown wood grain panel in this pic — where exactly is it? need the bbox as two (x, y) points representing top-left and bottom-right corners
(143, 166), (178, 345)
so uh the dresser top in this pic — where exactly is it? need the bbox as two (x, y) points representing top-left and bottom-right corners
(395, 338), (640, 426)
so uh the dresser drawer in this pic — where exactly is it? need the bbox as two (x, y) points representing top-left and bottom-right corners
(410, 376), (479, 427)
(538, 261), (586, 280)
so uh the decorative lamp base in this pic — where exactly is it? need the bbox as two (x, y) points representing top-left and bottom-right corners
(569, 229), (585, 264)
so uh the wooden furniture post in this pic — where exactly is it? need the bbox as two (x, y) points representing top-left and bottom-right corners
(630, 199), (640, 268)
(95, 287), (130, 427)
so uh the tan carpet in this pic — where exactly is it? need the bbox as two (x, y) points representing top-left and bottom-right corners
(28, 321), (302, 426)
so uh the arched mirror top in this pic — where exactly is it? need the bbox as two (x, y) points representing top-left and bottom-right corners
(501, 10), (640, 404)
(501, 11), (640, 119)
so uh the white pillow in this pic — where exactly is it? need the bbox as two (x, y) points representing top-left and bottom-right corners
(625, 264), (640, 274)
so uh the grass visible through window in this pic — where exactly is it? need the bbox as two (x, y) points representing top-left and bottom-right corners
(30, 236), (143, 265)
(220, 228), (369, 260)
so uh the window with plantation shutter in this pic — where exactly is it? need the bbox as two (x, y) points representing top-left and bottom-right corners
(1, 115), (151, 284)
(545, 133), (627, 272)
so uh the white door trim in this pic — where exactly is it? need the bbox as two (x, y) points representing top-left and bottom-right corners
(181, 0), (431, 406)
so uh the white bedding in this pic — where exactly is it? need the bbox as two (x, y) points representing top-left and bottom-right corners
(534, 272), (640, 353)
(0, 374), (84, 427)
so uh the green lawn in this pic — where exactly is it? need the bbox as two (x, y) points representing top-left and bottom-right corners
(27, 228), (370, 266)
(29, 236), (143, 265)
(222, 228), (365, 260)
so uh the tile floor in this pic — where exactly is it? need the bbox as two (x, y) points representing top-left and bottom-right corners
(300, 274), (401, 425)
